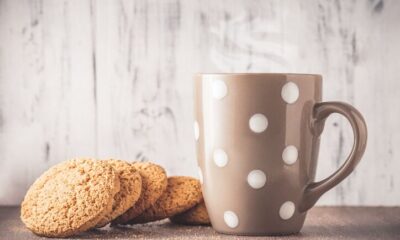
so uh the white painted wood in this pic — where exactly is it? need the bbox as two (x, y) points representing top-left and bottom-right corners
(0, 0), (399, 206)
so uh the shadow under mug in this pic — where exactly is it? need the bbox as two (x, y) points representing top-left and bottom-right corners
(194, 73), (367, 235)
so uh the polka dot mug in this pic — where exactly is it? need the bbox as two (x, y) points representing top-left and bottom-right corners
(194, 73), (367, 235)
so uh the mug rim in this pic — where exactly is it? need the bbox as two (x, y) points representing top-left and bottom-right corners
(195, 72), (322, 78)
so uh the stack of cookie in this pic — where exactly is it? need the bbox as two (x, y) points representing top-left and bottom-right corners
(20, 158), (210, 238)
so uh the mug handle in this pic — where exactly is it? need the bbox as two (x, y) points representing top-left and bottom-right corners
(299, 102), (367, 212)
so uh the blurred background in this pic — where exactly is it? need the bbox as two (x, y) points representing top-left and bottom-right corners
(0, 0), (399, 206)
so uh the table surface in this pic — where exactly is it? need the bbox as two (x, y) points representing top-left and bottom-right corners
(1, 207), (399, 240)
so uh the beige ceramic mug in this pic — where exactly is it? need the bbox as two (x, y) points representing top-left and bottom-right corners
(194, 73), (367, 235)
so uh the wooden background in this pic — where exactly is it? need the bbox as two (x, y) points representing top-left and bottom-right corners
(0, 0), (399, 206)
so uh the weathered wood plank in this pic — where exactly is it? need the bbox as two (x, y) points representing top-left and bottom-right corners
(0, 0), (97, 205)
(0, 0), (399, 205)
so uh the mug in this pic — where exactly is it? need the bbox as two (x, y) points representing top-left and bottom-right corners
(193, 73), (367, 235)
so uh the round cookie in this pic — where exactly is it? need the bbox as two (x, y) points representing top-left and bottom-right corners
(170, 201), (210, 225)
(129, 176), (202, 224)
(112, 162), (168, 224)
(21, 158), (120, 237)
(95, 159), (142, 227)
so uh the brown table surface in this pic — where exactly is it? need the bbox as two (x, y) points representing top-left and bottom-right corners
(0, 206), (399, 240)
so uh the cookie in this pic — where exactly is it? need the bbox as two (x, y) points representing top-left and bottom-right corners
(170, 201), (210, 225)
(95, 159), (142, 227)
(21, 158), (120, 237)
(112, 162), (168, 224)
(128, 176), (202, 224)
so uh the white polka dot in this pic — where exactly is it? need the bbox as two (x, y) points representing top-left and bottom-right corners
(282, 145), (298, 165)
(279, 201), (295, 220)
(198, 167), (203, 184)
(194, 121), (199, 141)
(212, 80), (228, 100)
(281, 82), (299, 104)
(249, 114), (268, 133)
(247, 170), (267, 189)
(213, 149), (228, 167)
(224, 211), (239, 228)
